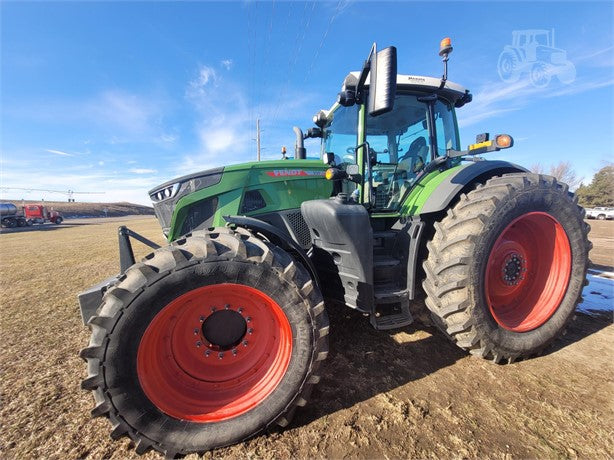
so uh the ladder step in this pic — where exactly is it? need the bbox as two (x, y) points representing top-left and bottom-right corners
(374, 255), (400, 267)
(370, 288), (413, 330)
(370, 303), (413, 330)
(373, 231), (397, 240)
(374, 287), (408, 301)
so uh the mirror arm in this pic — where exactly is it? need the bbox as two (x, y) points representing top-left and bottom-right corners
(355, 43), (376, 103)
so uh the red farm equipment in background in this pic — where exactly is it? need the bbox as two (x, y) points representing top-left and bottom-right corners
(0, 203), (63, 228)
(24, 205), (63, 225)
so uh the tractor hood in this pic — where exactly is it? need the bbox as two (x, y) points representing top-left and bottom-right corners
(149, 159), (330, 237)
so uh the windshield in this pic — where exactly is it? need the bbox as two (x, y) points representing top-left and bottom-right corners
(367, 94), (459, 210)
(322, 104), (359, 196)
(321, 94), (459, 211)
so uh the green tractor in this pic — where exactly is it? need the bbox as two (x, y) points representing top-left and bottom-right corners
(79, 40), (590, 457)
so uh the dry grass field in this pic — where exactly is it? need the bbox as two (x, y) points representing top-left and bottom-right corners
(1, 217), (612, 459)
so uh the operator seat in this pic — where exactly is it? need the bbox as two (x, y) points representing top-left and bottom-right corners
(399, 137), (427, 171)
(397, 137), (428, 183)
(386, 137), (429, 208)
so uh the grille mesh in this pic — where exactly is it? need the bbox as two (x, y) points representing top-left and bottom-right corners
(286, 211), (311, 248)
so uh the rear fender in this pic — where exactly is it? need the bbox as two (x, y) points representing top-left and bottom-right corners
(420, 160), (528, 215)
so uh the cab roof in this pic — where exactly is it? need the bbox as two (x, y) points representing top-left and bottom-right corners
(341, 71), (471, 107)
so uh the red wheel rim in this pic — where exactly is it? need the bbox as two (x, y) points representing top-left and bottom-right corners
(137, 283), (292, 422)
(485, 212), (571, 332)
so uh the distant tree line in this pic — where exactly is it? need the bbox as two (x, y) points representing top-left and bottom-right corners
(530, 162), (614, 208)
(575, 165), (614, 207)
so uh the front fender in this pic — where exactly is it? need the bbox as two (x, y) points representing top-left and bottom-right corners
(420, 160), (528, 215)
(223, 215), (320, 292)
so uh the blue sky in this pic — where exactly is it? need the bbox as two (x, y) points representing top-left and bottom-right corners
(1, 1), (612, 205)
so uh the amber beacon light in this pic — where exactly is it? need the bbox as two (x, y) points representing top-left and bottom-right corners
(439, 37), (453, 56)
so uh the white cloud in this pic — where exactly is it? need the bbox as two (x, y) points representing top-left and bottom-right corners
(186, 65), (218, 100)
(221, 59), (233, 70)
(199, 126), (238, 153)
(92, 90), (161, 135)
(159, 133), (177, 144)
(458, 75), (614, 128)
(46, 149), (73, 157)
(179, 64), (254, 174)
(129, 168), (158, 174)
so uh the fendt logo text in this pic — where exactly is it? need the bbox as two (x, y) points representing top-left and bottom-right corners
(266, 170), (325, 177)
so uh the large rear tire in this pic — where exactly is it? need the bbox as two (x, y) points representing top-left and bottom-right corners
(423, 174), (590, 363)
(80, 227), (329, 457)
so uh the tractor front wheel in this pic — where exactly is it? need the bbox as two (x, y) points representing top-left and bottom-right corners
(423, 174), (590, 363)
(80, 227), (329, 457)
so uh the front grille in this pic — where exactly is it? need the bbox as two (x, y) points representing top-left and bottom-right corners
(240, 190), (267, 213)
(180, 197), (218, 236)
(286, 211), (311, 248)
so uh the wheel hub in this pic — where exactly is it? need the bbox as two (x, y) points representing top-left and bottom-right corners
(201, 309), (247, 350)
(502, 253), (526, 285)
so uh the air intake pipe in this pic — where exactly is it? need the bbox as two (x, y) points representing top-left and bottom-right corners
(293, 126), (306, 159)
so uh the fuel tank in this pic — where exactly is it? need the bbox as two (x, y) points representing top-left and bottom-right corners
(301, 194), (374, 311)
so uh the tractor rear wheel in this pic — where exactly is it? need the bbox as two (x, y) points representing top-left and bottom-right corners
(423, 174), (590, 363)
(80, 227), (328, 457)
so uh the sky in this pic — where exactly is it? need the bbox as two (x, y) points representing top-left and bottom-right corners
(1, 0), (613, 205)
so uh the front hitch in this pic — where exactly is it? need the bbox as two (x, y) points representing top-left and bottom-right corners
(78, 226), (162, 326)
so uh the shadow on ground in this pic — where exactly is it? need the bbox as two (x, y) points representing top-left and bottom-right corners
(290, 301), (611, 427)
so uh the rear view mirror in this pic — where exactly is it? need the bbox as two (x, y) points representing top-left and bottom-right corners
(368, 46), (397, 117)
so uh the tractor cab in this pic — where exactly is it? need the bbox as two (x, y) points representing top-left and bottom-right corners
(318, 71), (469, 211)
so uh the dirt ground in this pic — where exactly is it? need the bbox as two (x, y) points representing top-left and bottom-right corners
(0, 217), (612, 459)
(586, 219), (614, 270)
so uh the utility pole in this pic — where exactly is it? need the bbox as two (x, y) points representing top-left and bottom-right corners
(256, 118), (261, 161)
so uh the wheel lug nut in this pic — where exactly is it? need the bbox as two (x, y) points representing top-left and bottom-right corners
(194, 328), (199, 335)
(243, 340), (248, 347)
(225, 304), (230, 310)
(238, 307), (244, 313)
(196, 341), (202, 347)
(248, 328), (253, 334)
(199, 315), (205, 322)
(232, 348), (238, 356)
(211, 306), (216, 312)
(218, 352), (224, 359)
(246, 317), (252, 323)
(205, 350), (211, 357)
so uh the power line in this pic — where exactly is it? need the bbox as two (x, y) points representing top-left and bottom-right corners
(305, 0), (344, 82)
(270, 0), (317, 124)
(0, 187), (105, 202)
